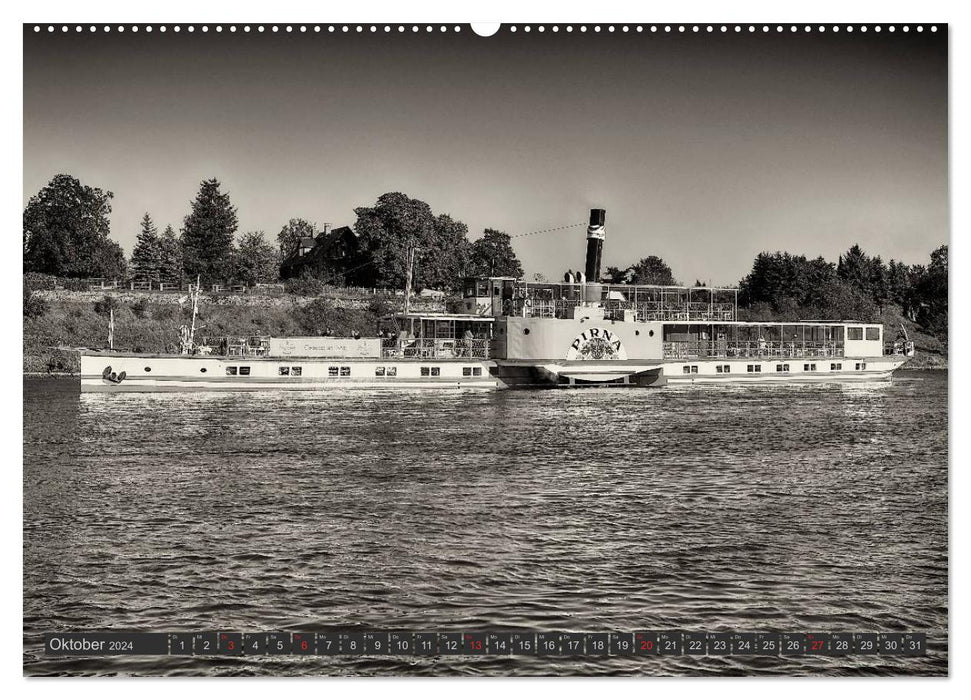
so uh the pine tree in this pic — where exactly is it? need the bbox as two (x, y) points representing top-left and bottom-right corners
(181, 178), (238, 285)
(130, 212), (162, 282)
(158, 225), (183, 284)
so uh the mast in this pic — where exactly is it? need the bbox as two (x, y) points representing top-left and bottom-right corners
(404, 245), (418, 315)
(180, 276), (201, 355)
(108, 309), (114, 350)
(189, 275), (200, 346)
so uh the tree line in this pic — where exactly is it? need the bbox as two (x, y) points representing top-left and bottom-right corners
(604, 244), (947, 342)
(23, 175), (524, 290)
(23, 173), (947, 343)
(736, 245), (948, 340)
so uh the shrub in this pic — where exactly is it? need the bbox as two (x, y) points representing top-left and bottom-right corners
(367, 297), (395, 318)
(284, 277), (325, 297)
(153, 305), (179, 321)
(23, 285), (49, 318)
(24, 272), (56, 291)
(296, 298), (376, 337)
(93, 295), (122, 316)
(62, 278), (91, 292)
(130, 298), (150, 319)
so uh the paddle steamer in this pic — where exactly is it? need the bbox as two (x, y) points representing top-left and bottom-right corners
(80, 208), (913, 392)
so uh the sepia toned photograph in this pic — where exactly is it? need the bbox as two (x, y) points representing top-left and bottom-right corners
(22, 21), (947, 677)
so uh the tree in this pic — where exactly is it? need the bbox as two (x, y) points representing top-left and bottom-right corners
(739, 252), (837, 310)
(887, 259), (911, 311)
(158, 225), (183, 283)
(837, 244), (872, 296)
(181, 178), (238, 284)
(913, 245), (948, 338)
(467, 228), (524, 278)
(130, 213), (162, 282)
(354, 192), (471, 292)
(868, 255), (890, 313)
(278, 218), (317, 259)
(23, 173), (126, 278)
(418, 214), (469, 291)
(234, 231), (280, 286)
(624, 255), (678, 286)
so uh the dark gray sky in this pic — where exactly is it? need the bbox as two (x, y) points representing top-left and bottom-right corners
(23, 25), (947, 284)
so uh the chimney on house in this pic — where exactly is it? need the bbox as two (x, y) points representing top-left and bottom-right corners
(584, 208), (606, 283)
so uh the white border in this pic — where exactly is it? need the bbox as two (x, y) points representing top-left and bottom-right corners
(5, 0), (963, 697)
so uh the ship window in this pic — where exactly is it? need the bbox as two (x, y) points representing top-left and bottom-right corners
(200, 367), (207, 373)
(387, 366), (397, 377)
(291, 367), (302, 376)
(421, 367), (430, 377)
(523, 328), (530, 335)
(239, 366), (250, 376)
(747, 364), (761, 373)
(724, 365), (731, 373)
(683, 366), (691, 374)
(717, 365), (723, 373)
(278, 366), (290, 376)
(463, 367), (472, 376)
(340, 366), (350, 376)
(144, 367), (152, 373)
(848, 327), (864, 340)
(649, 330), (654, 337)
(691, 365), (698, 374)
(329, 366), (338, 376)
(856, 362), (867, 370)
(716, 364), (730, 373)
(866, 327), (880, 341)
(226, 367), (237, 375)
(431, 367), (441, 376)
(473, 367), (482, 376)
(376, 366), (385, 376)
(831, 363), (842, 371)
(776, 364), (790, 372)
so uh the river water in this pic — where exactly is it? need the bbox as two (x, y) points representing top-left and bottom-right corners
(23, 371), (948, 676)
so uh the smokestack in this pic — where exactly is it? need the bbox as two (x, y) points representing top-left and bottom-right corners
(584, 208), (606, 283)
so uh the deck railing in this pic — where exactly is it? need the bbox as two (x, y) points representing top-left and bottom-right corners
(381, 338), (490, 360)
(509, 298), (736, 322)
(663, 340), (845, 360)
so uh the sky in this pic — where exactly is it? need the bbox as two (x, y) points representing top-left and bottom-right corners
(23, 25), (947, 286)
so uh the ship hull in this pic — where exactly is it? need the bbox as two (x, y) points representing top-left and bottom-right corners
(493, 357), (907, 388)
(80, 353), (909, 392)
(80, 353), (498, 392)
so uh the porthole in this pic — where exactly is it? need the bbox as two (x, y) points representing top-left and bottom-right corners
(523, 328), (530, 335)
(649, 330), (654, 337)
(635, 330), (640, 336)
(144, 367), (151, 372)
(200, 367), (207, 373)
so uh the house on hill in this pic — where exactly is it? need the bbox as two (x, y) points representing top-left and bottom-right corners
(279, 225), (361, 282)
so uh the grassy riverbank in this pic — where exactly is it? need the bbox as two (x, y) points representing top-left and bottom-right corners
(23, 290), (410, 374)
